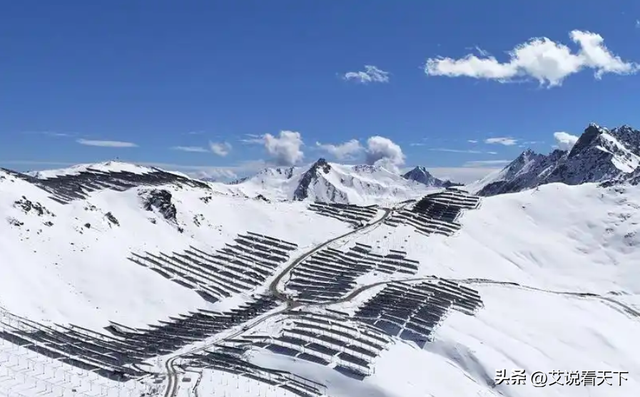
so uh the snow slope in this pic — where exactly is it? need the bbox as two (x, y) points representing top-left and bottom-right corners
(1, 162), (639, 397)
(232, 158), (435, 205)
(26, 161), (160, 179)
(0, 167), (352, 332)
(316, 182), (640, 397)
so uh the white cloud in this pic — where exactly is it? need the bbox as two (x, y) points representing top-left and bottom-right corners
(76, 139), (138, 148)
(171, 146), (209, 153)
(467, 139), (478, 144)
(553, 131), (579, 151)
(428, 167), (502, 184)
(364, 136), (405, 173)
(485, 137), (518, 146)
(240, 134), (266, 144)
(262, 131), (305, 166)
(342, 65), (390, 84)
(425, 30), (639, 87)
(463, 159), (512, 167)
(209, 141), (232, 157)
(315, 139), (364, 160)
(20, 131), (76, 138)
(239, 131), (304, 166)
(139, 160), (268, 182)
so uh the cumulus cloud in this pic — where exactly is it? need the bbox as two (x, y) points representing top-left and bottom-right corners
(463, 159), (512, 167)
(262, 131), (305, 166)
(241, 131), (305, 166)
(364, 136), (405, 173)
(315, 139), (364, 160)
(485, 137), (518, 146)
(425, 30), (639, 87)
(76, 139), (138, 148)
(171, 146), (209, 153)
(553, 131), (579, 151)
(342, 65), (390, 84)
(209, 141), (232, 157)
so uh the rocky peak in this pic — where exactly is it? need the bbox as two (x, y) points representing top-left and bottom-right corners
(478, 123), (640, 196)
(567, 124), (605, 158)
(402, 166), (459, 187)
(312, 158), (331, 174)
(293, 158), (333, 201)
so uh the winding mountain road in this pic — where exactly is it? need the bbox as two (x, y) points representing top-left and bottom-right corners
(162, 206), (393, 397)
(269, 207), (393, 304)
(161, 201), (640, 397)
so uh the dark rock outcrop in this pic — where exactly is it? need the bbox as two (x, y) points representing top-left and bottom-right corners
(293, 158), (332, 201)
(141, 189), (178, 224)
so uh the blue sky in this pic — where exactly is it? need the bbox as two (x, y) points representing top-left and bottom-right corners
(2, 0), (640, 182)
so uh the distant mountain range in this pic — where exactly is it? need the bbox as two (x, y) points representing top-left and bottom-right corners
(472, 124), (640, 196)
(228, 158), (448, 205)
(6, 122), (640, 205)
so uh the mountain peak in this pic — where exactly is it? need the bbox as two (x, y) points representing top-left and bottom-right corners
(402, 166), (450, 187)
(28, 161), (158, 179)
(477, 122), (640, 196)
(311, 157), (331, 173)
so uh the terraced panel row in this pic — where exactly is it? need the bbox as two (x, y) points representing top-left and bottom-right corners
(0, 295), (279, 381)
(240, 311), (392, 380)
(385, 189), (481, 236)
(307, 203), (379, 226)
(3, 168), (210, 204)
(185, 345), (327, 397)
(353, 280), (483, 348)
(285, 243), (419, 303)
(129, 232), (298, 302)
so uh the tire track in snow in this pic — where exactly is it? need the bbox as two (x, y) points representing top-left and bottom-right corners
(454, 278), (640, 318)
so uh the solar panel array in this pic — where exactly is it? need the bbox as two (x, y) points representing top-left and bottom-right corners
(185, 344), (327, 397)
(285, 243), (419, 303)
(1, 167), (210, 204)
(0, 295), (279, 382)
(353, 280), (483, 348)
(243, 280), (483, 380)
(307, 203), (379, 226)
(385, 189), (481, 236)
(128, 232), (298, 303)
(238, 311), (393, 380)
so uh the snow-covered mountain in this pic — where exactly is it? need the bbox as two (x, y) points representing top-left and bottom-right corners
(473, 123), (640, 196)
(231, 158), (436, 205)
(402, 165), (461, 188)
(1, 157), (639, 397)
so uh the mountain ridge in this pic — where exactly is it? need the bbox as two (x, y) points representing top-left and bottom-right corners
(474, 123), (640, 196)
(228, 158), (441, 205)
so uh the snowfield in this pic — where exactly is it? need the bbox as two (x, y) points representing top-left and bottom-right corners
(0, 169), (352, 331)
(0, 162), (639, 397)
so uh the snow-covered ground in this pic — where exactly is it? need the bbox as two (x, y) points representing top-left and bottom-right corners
(0, 169), (351, 332)
(233, 160), (435, 205)
(1, 163), (639, 397)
